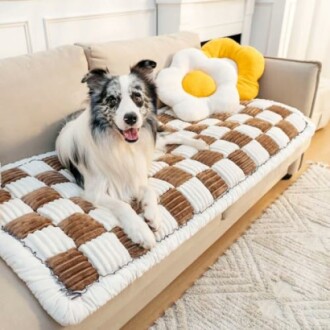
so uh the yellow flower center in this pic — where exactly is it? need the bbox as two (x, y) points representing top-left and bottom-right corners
(182, 70), (216, 97)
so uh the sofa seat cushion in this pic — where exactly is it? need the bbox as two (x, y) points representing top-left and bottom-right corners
(0, 99), (315, 326)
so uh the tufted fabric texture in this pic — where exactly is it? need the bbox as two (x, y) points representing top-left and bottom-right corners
(0, 99), (315, 325)
(151, 163), (330, 330)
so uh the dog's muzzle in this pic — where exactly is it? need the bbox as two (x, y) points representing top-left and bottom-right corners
(120, 112), (139, 143)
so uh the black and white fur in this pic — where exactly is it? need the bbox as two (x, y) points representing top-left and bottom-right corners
(56, 60), (207, 249)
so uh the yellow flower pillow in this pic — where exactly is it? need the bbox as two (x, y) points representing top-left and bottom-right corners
(156, 48), (240, 122)
(202, 38), (265, 100)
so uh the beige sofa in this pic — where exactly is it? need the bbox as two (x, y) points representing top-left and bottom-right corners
(0, 32), (321, 329)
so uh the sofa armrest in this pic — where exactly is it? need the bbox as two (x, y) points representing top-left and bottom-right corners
(258, 57), (321, 118)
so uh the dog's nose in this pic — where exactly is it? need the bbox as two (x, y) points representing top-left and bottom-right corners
(124, 112), (138, 126)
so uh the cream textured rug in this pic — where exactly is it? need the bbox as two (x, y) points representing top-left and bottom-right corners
(151, 163), (330, 329)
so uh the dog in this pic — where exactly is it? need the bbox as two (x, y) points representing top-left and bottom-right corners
(56, 60), (207, 249)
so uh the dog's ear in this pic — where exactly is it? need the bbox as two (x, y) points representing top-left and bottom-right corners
(81, 68), (109, 90)
(131, 60), (157, 77)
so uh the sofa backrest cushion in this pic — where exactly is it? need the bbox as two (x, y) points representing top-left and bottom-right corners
(258, 57), (321, 118)
(79, 31), (200, 75)
(0, 46), (88, 165)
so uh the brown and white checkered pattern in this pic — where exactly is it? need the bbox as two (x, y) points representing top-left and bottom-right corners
(0, 100), (307, 294)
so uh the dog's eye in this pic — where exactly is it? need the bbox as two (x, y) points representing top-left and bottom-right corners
(132, 92), (143, 104)
(107, 95), (118, 107)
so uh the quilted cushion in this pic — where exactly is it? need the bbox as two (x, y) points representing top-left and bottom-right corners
(0, 99), (315, 325)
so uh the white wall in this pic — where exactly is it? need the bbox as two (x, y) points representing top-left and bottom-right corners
(0, 0), (156, 59)
(156, 0), (255, 45)
(249, 0), (297, 57)
(0, 0), (255, 61)
(3, 0), (328, 79)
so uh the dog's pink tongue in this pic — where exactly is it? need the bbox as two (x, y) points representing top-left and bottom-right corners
(123, 128), (139, 141)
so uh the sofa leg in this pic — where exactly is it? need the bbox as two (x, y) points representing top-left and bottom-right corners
(282, 154), (304, 180)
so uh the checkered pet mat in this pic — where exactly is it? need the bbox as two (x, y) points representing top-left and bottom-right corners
(0, 99), (315, 325)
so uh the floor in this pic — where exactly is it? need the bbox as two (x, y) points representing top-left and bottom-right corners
(123, 122), (330, 330)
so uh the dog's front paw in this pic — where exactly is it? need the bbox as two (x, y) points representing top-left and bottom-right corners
(124, 213), (156, 250)
(132, 222), (157, 249)
(193, 139), (209, 150)
(143, 203), (162, 232)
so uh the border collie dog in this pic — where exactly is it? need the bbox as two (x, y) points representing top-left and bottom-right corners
(56, 60), (207, 249)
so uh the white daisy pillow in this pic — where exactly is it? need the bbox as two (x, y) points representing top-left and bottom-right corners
(156, 48), (240, 122)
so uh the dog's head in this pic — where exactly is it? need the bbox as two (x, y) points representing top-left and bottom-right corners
(82, 60), (157, 143)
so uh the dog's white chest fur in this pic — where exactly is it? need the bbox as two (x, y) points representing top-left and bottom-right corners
(97, 129), (154, 202)
(56, 110), (154, 203)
